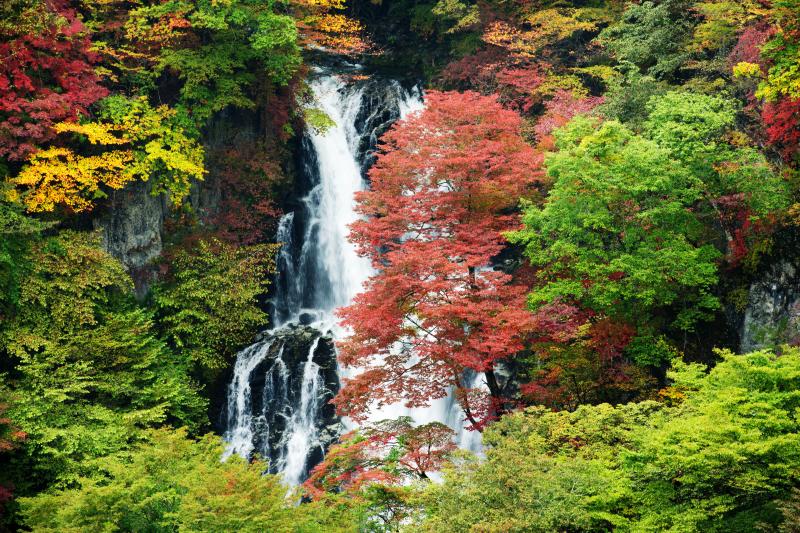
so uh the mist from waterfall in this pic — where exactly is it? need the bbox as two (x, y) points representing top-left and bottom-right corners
(223, 68), (481, 486)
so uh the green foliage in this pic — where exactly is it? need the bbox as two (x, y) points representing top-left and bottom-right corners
(599, 66), (668, 128)
(418, 348), (800, 532)
(510, 116), (720, 330)
(624, 333), (680, 367)
(303, 107), (337, 134)
(431, 0), (479, 34)
(0, 198), (45, 317)
(757, 0), (800, 101)
(96, 95), (206, 205)
(688, 1), (763, 55)
(645, 91), (789, 218)
(1, 232), (206, 491)
(12, 96), (206, 213)
(128, 0), (301, 123)
(153, 239), (277, 371)
(19, 428), (305, 532)
(598, 0), (694, 80)
(420, 401), (654, 532)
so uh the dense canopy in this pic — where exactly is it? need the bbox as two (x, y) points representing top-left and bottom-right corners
(1, 0), (799, 530)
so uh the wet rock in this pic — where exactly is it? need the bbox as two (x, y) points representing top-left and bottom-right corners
(223, 325), (342, 479)
(353, 77), (419, 176)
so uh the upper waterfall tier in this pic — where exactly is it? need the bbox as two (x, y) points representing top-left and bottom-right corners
(271, 71), (423, 331)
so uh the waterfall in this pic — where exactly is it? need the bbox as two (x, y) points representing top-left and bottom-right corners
(278, 336), (322, 486)
(223, 67), (480, 484)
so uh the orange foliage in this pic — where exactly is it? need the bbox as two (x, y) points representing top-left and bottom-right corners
(299, 13), (370, 54)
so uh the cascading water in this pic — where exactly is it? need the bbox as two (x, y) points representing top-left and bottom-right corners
(223, 66), (481, 484)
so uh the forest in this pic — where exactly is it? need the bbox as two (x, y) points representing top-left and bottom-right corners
(1, 0), (800, 531)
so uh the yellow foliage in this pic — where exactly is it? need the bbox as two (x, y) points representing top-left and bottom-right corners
(12, 97), (205, 213)
(572, 65), (622, 85)
(733, 61), (764, 79)
(690, 1), (768, 53)
(310, 13), (362, 34)
(300, 14), (369, 53)
(657, 386), (686, 406)
(53, 122), (127, 145)
(537, 74), (589, 98)
(484, 9), (602, 57)
(522, 8), (599, 42)
(14, 147), (134, 213)
(292, 0), (346, 9)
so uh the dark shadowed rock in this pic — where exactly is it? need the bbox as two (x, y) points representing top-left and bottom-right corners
(223, 325), (342, 478)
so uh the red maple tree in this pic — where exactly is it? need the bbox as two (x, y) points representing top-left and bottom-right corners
(303, 418), (456, 500)
(763, 97), (800, 164)
(335, 90), (559, 430)
(0, 2), (108, 160)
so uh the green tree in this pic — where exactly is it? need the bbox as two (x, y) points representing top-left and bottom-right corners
(1, 232), (205, 491)
(418, 348), (800, 532)
(0, 196), (44, 318)
(510, 116), (720, 331)
(126, 0), (302, 123)
(20, 428), (295, 532)
(420, 401), (649, 532)
(153, 239), (278, 371)
(644, 91), (788, 219)
(756, 0), (800, 102)
(598, 0), (694, 81)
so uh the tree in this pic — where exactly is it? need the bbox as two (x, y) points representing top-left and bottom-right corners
(510, 116), (721, 332)
(1, 231), (206, 491)
(18, 428), (296, 531)
(645, 91), (788, 220)
(12, 96), (206, 213)
(756, 0), (800, 102)
(0, 194), (44, 318)
(730, 1), (800, 164)
(126, 0), (302, 124)
(336, 90), (549, 429)
(598, 0), (695, 81)
(304, 418), (455, 532)
(521, 319), (660, 411)
(304, 417), (456, 500)
(418, 348), (800, 532)
(0, 2), (108, 160)
(153, 239), (278, 372)
(763, 97), (800, 164)
(206, 140), (288, 245)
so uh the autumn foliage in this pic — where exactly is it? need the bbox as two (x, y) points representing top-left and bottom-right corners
(0, 400), (26, 514)
(763, 98), (800, 163)
(335, 91), (547, 429)
(304, 418), (455, 499)
(0, 4), (107, 161)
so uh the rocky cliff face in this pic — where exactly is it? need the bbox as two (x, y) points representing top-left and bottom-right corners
(93, 179), (167, 298)
(93, 106), (265, 296)
(741, 260), (800, 352)
(353, 76), (420, 176)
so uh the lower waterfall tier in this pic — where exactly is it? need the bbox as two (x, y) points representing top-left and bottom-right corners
(223, 325), (341, 486)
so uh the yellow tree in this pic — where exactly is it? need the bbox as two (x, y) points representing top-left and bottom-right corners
(12, 97), (205, 213)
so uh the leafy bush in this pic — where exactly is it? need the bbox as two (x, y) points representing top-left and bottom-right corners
(153, 239), (278, 371)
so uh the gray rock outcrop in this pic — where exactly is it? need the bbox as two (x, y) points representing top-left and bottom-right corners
(741, 260), (800, 352)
